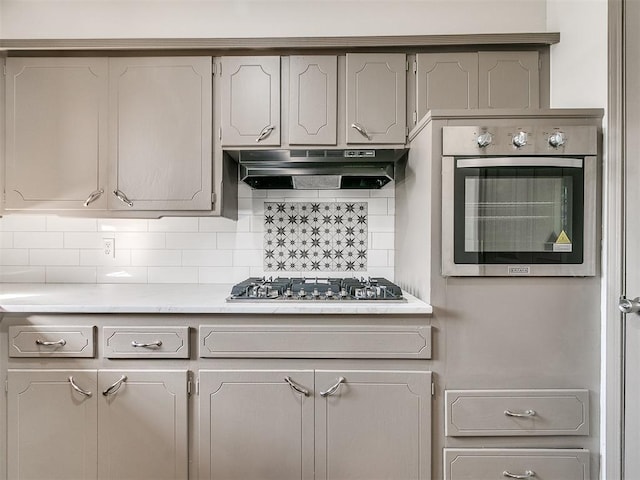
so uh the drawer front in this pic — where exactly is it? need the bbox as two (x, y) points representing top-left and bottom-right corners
(9, 325), (95, 358)
(103, 326), (189, 358)
(199, 325), (431, 358)
(444, 448), (590, 480)
(445, 389), (589, 436)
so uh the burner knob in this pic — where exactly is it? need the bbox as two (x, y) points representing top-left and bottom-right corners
(548, 131), (566, 148)
(298, 288), (306, 298)
(512, 131), (528, 148)
(476, 132), (493, 148)
(326, 288), (334, 298)
(312, 288), (320, 298)
(340, 288), (349, 298)
(284, 288), (293, 298)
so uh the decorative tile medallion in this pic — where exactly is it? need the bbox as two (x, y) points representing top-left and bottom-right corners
(264, 202), (368, 272)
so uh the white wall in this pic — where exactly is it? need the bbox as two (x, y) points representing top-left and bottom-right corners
(0, 0), (547, 38)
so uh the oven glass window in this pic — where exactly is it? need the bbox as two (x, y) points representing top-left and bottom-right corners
(454, 164), (584, 264)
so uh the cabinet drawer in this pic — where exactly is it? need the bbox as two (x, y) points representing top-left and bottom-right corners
(9, 325), (95, 357)
(199, 325), (431, 358)
(445, 389), (589, 436)
(103, 326), (189, 358)
(444, 448), (590, 480)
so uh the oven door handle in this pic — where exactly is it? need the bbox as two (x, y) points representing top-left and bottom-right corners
(456, 157), (583, 169)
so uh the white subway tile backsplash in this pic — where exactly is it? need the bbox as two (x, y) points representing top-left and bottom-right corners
(148, 217), (199, 232)
(182, 250), (233, 267)
(64, 232), (103, 249)
(166, 233), (216, 250)
(14, 232), (63, 249)
(46, 267), (97, 283)
(199, 266), (251, 284)
(0, 232), (14, 248)
(199, 216), (250, 233)
(131, 249), (182, 267)
(217, 232), (263, 250)
(30, 249), (80, 266)
(47, 216), (98, 232)
(371, 232), (395, 249)
(233, 249), (262, 267)
(115, 232), (166, 249)
(97, 266), (148, 284)
(0, 266), (46, 283)
(148, 267), (198, 284)
(98, 219), (149, 232)
(80, 249), (132, 266)
(368, 215), (395, 232)
(0, 215), (47, 231)
(1, 186), (396, 284)
(0, 249), (29, 265)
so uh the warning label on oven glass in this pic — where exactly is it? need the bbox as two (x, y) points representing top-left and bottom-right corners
(553, 230), (573, 252)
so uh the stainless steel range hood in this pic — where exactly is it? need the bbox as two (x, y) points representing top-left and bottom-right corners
(224, 148), (408, 190)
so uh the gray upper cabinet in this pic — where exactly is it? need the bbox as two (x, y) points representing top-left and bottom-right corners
(346, 53), (407, 144)
(108, 57), (213, 211)
(220, 56), (281, 146)
(289, 55), (338, 145)
(478, 51), (540, 109)
(416, 53), (479, 118)
(4, 57), (108, 211)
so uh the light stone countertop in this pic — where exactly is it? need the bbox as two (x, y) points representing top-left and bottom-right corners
(0, 283), (432, 315)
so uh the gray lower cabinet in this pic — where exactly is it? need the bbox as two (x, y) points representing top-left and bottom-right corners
(7, 369), (188, 480)
(346, 53), (407, 144)
(444, 448), (590, 480)
(199, 369), (432, 480)
(219, 56), (281, 146)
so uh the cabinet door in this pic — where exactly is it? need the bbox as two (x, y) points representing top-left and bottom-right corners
(478, 51), (540, 109)
(315, 370), (432, 480)
(346, 53), (406, 144)
(289, 55), (337, 145)
(108, 57), (212, 210)
(416, 53), (479, 119)
(98, 370), (188, 480)
(7, 369), (98, 480)
(220, 56), (280, 146)
(199, 369), (314, 480)
(5, 57), (108, 210)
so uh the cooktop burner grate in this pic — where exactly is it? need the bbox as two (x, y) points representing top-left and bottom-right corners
(228, 277), (404, 302)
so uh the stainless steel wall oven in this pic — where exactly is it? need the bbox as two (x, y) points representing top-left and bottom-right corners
(442, 124), (598, 276)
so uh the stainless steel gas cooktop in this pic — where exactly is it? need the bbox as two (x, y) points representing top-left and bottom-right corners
(227, 277), (405, 302)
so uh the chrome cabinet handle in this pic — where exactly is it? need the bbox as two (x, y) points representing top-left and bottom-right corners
(351, 123), (372, 141)
(68, 376), (92, 397)
(35, 338), (67, 347)
(256, 125), (275, 142)
(504, 409), (536, 417)
(284, 376), (310, 397)
(320, 377), (346, 397)
(102, 375), (127, 396)
(83, 189), (104, 207)
(131, 340), (163, 348)
(112, 189), (133, 207)
(503, 470), (535, 479)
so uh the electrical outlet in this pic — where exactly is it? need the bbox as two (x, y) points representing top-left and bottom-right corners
(103, 238), (115, 258)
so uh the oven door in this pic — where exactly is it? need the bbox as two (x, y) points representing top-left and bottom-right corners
(442, 156), (597, 276)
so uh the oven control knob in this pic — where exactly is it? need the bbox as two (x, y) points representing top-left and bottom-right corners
(548, 131), (566, 148)
(476, 132), (493, 148)
(512, 131), (528, 148)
